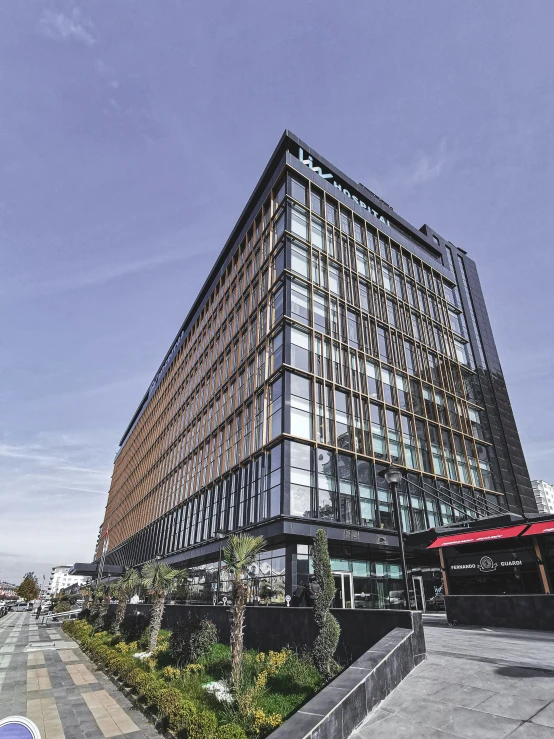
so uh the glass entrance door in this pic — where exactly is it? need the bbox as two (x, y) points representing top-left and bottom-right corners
(412, 575), (426, 611)
(332, 572), (355, 608)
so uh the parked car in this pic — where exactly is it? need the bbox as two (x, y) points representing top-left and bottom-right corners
(427, 593), (445, 611)
(386, 590), (418, 609)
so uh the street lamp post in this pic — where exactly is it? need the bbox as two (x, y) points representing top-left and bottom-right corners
(215, 531), (226, 605)
(379, 465), (411, 611)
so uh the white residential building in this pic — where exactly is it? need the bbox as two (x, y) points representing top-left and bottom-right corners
(47, 566), (90, 596)
(532, 480), (554, 515)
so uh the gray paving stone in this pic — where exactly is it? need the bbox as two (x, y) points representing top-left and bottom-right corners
(356, 713), (441, 738)
(392, 697), (461, 729)
(397, 674), (448, 697)
(507, 724), (554, 739)
(530, 701), (554, 728)
(475, 693), (550, 721)
(431, 683), (494, 709)
(440, 705), (521, 738)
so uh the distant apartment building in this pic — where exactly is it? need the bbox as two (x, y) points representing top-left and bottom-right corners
(532, 480), (554, 515)
(47, 566), (89, 596)
(0, 582), (16, 599)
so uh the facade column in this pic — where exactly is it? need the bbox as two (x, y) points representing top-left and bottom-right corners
(438, 548), (449, 595)
(533, 536), (551, 594)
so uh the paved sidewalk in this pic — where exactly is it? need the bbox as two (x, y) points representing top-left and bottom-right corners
(0, 611), (159, 739)
(352, 616), (554, 739)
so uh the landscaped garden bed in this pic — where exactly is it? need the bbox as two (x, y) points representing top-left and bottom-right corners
(63, 530), (343, 738)
(66, 530), (363, 738)
(63, 616), (322, 738)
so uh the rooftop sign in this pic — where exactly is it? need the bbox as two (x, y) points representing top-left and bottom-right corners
(297, 146), (391, 227)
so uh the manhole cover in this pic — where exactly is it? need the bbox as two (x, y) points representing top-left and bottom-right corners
(26, 642), (57, 651)
(0, 717), (40, 739)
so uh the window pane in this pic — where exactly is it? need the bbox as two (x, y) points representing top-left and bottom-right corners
(290, 326), (311, 372)
(290, 177), (307, 205)
(289, 374), (313, 440)
(290, 281), (310, 325)
(291, 242), (310, 278)
(313, 291), (328, 334)
(291, 205), (309, 240)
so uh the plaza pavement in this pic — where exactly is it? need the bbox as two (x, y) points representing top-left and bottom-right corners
(0, 611), (159, 739)
(352, 613), (554, 739)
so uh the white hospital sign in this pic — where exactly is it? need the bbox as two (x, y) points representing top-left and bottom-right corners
(297, 147), (391, 227)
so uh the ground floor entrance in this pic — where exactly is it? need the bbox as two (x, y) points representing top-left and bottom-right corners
(332, 571), (354, 608)
(170, 531), (443, 610)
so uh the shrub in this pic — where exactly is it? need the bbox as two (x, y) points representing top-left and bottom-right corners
(169, 617), (217, 666)
(80, 636), (93, 652)
(78, 607), (91, 622)
(133, 670), (153, 699)
(186, 709), (218, 739)
(119, 612), (150, 643)
(141, 676), (166, 707)
(161, 666), (181, 681)
(184, 664), (204, 675)
(172, 700), (197, 732)
(62, 619), (92, 641)
(126, 668), (147, 691)
(116, 659), (136, 682)
(251, 709), (282, 734)
(104, 652), (122, 673)
(156, 687), (186, 730)
(94, 645), (112, 665)
(216, 725), (247, 739)
(105, 654), (133, 678)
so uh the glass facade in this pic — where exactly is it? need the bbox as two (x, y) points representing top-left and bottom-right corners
(96, 133), (534, 607)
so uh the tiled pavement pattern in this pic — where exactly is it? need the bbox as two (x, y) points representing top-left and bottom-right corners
(352, 614), (554, 739)
(27, 697), (65, 739)
(66, 664), (99, 687)
(0, 612), (160, 739)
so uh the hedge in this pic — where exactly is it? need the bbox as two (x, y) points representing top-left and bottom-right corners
(62, 620), (246, 739)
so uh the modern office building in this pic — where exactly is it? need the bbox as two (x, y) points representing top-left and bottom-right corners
(532, 480), (554, 514)
(94, 131), (535, 609)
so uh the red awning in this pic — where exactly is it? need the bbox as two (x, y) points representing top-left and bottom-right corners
(522, 521), (554, 537)
(427, 524), (528, 549)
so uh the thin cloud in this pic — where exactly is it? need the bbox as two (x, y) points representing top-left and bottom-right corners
(370, 140), (450, 195)
(1, 237), (218, 300)
(0, 431), (113, 581)
(39, 8), (96, 46)
(404, 143), (448, 187)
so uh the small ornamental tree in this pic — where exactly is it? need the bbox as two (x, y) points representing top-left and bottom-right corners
(223, 533), (266, 688)
(80, 585), (92, 608)
(141, 560), (182, 653)
(16, 572), (40, 602)
(311, 529), (340, 678)
(91, 583), (112, 632)
(113, 568), (140, 633)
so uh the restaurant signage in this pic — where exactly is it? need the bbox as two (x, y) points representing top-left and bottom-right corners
(450, 556), (523, 573)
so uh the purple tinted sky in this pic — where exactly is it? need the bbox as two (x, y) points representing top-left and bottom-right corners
(1, 1), (553, 584)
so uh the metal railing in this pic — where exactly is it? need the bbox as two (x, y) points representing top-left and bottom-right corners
(40, 609), (81, 626)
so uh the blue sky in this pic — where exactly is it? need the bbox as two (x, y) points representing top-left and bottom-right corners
(1, 1), (553, 584)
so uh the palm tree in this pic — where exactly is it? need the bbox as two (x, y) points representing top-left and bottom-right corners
(79, 585), (92, 609)
(223, 533), (266, 688)
(140, 559), (182, 653)
(113, 568), (140, 633)
(91, 583), (112, 632)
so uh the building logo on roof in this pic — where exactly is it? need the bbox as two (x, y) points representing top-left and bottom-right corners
(478, 556), (497, 573)
(297, 147), (391, 227)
